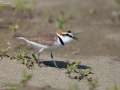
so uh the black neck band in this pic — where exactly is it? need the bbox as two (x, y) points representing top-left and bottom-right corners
(58, 36), (64, 45)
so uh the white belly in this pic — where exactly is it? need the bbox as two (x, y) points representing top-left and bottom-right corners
(46, 44), (63, 50)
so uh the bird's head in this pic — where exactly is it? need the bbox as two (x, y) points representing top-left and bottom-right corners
(56, 30), (78, 44)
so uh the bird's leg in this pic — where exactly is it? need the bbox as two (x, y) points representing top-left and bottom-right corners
(38, 48), (44, 66)
(50, 51), (58, 68)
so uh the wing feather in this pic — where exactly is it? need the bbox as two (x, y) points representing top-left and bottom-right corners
(19, 33), (58, 46)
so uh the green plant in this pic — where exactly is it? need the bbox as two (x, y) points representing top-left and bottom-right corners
(68, 10), (73, 19)
(56, 11), (66, 29)
(80, 68), (92, 76)
(22, 59), (34, 69)
(56, 20), (66, 29)
(66, 60), (81, 74)
(117, 11), (120, 20)
(16, 50), (34, 69)
(44, 12), (51, 18)
(0, 46), (10, 60)
(9, 24), (19, 35)
(16, 50), (27, 62)
(109, 11), (119, 22)
(0, 4), (3, 18)
(32, 54), (38, 63)
(44, 12), (52, 22)
(57, 11), (65, 21)
(88, 78), (99, 90)
(9, 85), (18, 90)
(109, 14), (116, 22)
(11, 0), (27, 20)
(115, 0), (120, 6)
(109, 84), (120, 90)
(20, 70), (32, 85)
(74, 68), (93, 80)
(0, 4), (3, 11)
(26, 0), (36, 19)
(66, 60), (93, 81)
(89, 8), (96, 15)
(11, 0), (26, 10)
(18, 50), (28, 57)
(26, 7), (33, 19)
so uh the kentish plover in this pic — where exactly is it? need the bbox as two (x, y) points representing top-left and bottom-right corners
(15, 30), (78, 68)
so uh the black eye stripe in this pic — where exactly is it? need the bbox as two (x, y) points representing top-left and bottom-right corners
(62, 34), (73, 38)
(61, 34), (66, 36)
(66, 34), (72, 38)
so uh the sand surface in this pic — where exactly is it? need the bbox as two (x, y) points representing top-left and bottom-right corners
(0, 56), (120, 90)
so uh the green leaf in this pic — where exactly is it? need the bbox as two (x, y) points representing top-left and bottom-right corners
(67, 65), (71, 71)
(89, 68), (92, 73)
(20, 50), (27, 57)
(9, 85), (18, 90)
(44, 12), (51, 18)
(118, 11), (120, 16)
(26, 8), (33, 14)
(68, 10), (73, 18)
(11, 0), (19, 8)
(26, 60), (34, 66)
(5, 47), (10, 51)
(20, 70), (32, 83)
(0, 5), (3, 12)
(23, 70), (27, 77)
(32, 54), (36, 59)
(68, 10), (73, 15)
(66, 60), (81, 73)
(0, 46), (3, 51)
(26, 74), (32, 80)
(89, 8), (96, 14)
(75, 61), (81, 65)
(71, 62), (75, 67)
(11, 0), (26, 9)
(15, 24), (19, 29)
(115, 0), (120, 6)
(83, 68), (92, 76)
(83, 70), (89, 76)
(92, 78), (98, 84)
(9, 25), (15, 29)
(32, 54), (37, 63)
(66, 60), (71, 65)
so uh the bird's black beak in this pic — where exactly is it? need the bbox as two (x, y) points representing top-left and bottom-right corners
(73, 36), (78, 41)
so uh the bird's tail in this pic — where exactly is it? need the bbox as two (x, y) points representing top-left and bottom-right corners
(13, 34), (20, 38)
(13, 34), (28, 43)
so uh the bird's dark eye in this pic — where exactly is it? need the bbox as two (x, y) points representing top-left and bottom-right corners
(68, 31), (71, 33)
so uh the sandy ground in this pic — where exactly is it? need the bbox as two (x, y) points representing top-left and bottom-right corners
(0, 56), (120, 90)
(0, 0), (120, 90)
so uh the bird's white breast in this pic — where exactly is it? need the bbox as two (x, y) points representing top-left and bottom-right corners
(46, 38), (63, 50)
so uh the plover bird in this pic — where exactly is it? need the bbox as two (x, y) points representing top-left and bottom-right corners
(14, 30), (78, 68)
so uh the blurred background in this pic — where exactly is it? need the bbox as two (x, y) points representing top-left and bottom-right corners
(0, 0), (120, 59)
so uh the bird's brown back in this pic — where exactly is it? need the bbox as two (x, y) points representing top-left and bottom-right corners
(18, 33), (58, 46)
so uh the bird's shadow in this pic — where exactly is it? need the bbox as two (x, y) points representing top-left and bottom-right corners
(41, 60), (90, 69)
